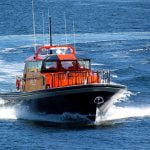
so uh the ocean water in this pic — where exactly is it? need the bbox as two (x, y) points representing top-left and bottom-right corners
(0, 0), (150, 149)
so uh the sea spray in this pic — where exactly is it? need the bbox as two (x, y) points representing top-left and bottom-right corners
(95, 105), (150, 125)
(95, 89), (132, 125)
(0, 107), (16, 120)
(15, 105), (91, 123)
(95, 89), (150, 125)
(0, 98), (16, 119)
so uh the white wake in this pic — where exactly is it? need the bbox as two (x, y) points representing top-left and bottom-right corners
(95, 105), (150, 125)
(94, 90), (150, 125)
(1, 102), (150, 125)
(0, 98), (90, 123)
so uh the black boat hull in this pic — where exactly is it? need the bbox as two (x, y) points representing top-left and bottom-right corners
(0, 84), (125, 121)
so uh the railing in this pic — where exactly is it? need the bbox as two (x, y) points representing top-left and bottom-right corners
(16, 70), (110, 91)
(100, 70), (110, 84)
(45, 70), (110, 88)
(49, 71), (99, 88)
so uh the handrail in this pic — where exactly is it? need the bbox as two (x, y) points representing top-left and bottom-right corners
(100, 70), (110, 84)
(35, 45), (76, 60)
(50, 71), (100, 88)
(16, 70), (111, 91)
(45, 70), (110, 88)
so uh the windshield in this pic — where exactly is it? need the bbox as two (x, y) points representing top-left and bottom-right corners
(45, 61), (57, 70)
(61, 61), (76, 70)
(41, 61), (58, 72)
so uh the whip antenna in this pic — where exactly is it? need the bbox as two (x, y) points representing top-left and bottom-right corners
(64, 13), (68, 44)
(73, 18), (76, 49)
(42, 12), (45, 45)
(32, 0), (37, 53)
(49, 16), (53, 54)
(49, 16), (52, 46)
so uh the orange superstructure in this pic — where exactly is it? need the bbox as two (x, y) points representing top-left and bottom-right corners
(17, 45), (109, 92)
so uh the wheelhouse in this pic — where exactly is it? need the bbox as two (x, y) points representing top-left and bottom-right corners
(24, 45), (91, 73)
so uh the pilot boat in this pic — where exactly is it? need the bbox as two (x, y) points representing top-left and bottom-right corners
(1, 43), (124, 122)
(0, 0), (126, 122)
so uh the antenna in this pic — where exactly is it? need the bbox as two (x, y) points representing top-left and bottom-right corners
(32, 0), (36, 53)
(49, 17), (53, 46)
(73, 18), (76, 49)
(47, 9), (50, 44)
(49, 16), (53, 54)
(64, 13), (68, 44)
(42, 12), (45, 45)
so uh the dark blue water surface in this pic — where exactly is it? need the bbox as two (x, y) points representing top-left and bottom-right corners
(0, 0), (150, 149)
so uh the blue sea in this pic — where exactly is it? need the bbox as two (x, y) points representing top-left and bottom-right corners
(0, 0), (150, 149)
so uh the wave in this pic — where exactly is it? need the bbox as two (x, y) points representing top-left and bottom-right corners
(0, 60), (24, 92)
(94, 89), (150, 125)
(0, 104), (91, 123)
(95, 105), (150, 125)
(5, 104), (150, 125)
(0, 98), (16, 119)
(129, 48), (150, 52)
(129, 44), (150, 52)
(91, 63), (104, 66)
(114, 66), (141, 75)
(0, 96), (91, 123)
(130, 75), (150, 82)
(0, 60), (23, 75)
(0, 107), (16, 120)
(141, 59), (150, 65)
(121, 75), (150, 86)
(0, 32), (150, 48)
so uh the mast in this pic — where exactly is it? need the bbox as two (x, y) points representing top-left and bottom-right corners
(32, 0), (36, 53)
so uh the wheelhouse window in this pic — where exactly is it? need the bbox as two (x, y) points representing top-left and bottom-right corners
(78, 59), (90, 70)
(24, 61), (42, 72)
(41, 61), (58, 72)
(45, 61), (57, 70)
(61, 61), (77, 71)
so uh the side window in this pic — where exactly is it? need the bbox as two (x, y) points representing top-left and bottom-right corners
(39, 49), (49, 55)
(24, 61), (42, 72)
(78, 60), (90, 69)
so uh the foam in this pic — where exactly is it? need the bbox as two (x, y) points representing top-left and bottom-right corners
(0, 98), (16, 119)
(0, 32), (150, 47)
(95, 90), (147, 125)
(91, 63), (104, 66)
(95, 105), (150, 125)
